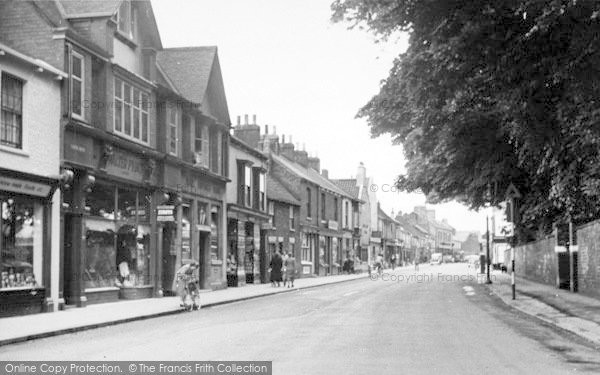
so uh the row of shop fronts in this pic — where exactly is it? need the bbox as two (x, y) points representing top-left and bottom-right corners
(1, 134), (362, 317)
(1, 126), (231, 316)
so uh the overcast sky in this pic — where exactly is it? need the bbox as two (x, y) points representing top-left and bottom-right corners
(152, 0), (492, 234)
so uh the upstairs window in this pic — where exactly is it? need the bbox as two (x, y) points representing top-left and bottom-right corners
(289, 205), (295, 230)
(168, 107), (178, 155)
(344, 201), (350, 228)
(321, 192), (326, 220)
(306, 187), (311, 218)
(0, 73), (23, 149)
(259, 172), (266, 211)
(71, 52), (84, 119)
(117, 1), (134, 38)
(334, 197), (338, 221)
(194, 121), (209, 168)
(114, 78), (149, 144)
(244, 165), (252, 207)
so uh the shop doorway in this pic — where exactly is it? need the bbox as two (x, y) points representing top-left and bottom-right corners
(244, 222), (254, 284)
(161, 225), (176, 295)
(198, 231), (209, 289)
(62, 214), (75, 306)
(259, 230), (267, 283)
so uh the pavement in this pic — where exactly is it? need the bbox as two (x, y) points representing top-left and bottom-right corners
(0, 272), (368, 346)
(485, 270), (600, 348)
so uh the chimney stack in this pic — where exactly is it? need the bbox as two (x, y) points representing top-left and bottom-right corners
(280, 136), (295, 161)
(321, 169), (329, 179)
(265, 125), (269, 134)
(237, 115), (241, 126)
(234, 113), (260, 149)
(253, 114), (257, 125)
(308, 155), (320, 172)
(293, 142), (309, 167)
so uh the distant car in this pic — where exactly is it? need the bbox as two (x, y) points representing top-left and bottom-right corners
(430, 253), (442, 265)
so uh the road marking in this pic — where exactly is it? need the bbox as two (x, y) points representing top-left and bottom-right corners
(343, 291), (359, 297)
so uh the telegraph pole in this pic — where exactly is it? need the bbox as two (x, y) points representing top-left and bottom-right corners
(485, 183), (492, 284)
(486, 213), (492, 284)
(505, 183), (521, 299)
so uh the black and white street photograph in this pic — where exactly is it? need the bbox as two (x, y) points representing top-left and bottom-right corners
(1, 1), (600, 374)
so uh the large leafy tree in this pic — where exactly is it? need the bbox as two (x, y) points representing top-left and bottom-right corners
(332, 0), (600, 240)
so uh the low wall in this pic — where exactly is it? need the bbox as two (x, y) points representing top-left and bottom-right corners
(515, 235), (557, 286)
(576, 220), (600, 299)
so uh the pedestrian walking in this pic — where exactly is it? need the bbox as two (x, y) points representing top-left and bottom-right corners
(283, 252), (297, 287)
(269, 250), (283, 287)
(391, 254), (397, 270)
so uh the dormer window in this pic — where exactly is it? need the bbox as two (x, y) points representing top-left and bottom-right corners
(117, 1), (135, 39)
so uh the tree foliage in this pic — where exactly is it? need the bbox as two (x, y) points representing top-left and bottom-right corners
(332, 0), (600, 240)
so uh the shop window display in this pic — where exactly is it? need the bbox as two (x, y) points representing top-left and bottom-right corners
(181, 203), (191, 261)
(1, 198), (43, 289)
(84, 184), (151, 290)
(210, 206), (220, 261)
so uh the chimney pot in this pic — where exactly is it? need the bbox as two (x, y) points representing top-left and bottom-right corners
(244, 114), (248, 125)
(253, 114), (256, 125)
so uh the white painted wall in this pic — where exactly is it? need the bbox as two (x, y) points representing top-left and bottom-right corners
(0, 56), (62, 310)
(113, 38), (140, 76)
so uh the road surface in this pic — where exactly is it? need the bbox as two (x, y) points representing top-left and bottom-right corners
(1, 264), (599, 374)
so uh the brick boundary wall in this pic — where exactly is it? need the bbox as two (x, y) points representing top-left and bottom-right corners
(515, 235), (557, 286)
(576, 220), (600, 299)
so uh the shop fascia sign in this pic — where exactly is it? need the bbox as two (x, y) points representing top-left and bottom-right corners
(156, 205), (175, 222)
(0, 176), (52, 197)
(328, 220), (339, 230)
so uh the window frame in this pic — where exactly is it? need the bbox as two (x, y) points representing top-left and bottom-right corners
(117, 1), (132, 37)
(306, 187), (312, 220)
(259, 172), (266, 212)
(70, 51), (84, 120)
(0, 72), (24, 150)
(113, 77), (149, 145)
(321, 192), (326, 220)
(334, 197), (338, 222)
(244, 165), (252, 208)
(168, 106), (178, 156)
(289, 205), (295, 231)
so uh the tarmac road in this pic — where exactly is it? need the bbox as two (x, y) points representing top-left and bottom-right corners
(2, 264), (599, 374)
